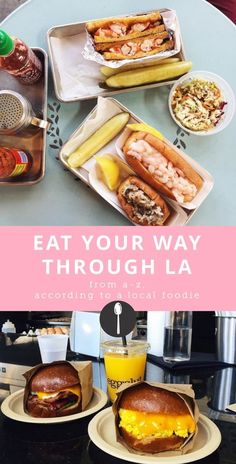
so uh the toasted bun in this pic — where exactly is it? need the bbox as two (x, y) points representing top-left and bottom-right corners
(121, 428), (184, 453)
(94, 25), (166, 44)
(117, 175), (170, 226)
(118, 384), (193, 453)
(86, 12), (162, 33)
(103, 40), (174, 60)
(30, 363), (79, 393)
(123, 131), (203, 202)
(95, 32), (169, 52)
(119, 383), (190, 415)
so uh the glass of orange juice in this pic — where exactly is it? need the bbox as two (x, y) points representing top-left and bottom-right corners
(101, 340), (150, 402)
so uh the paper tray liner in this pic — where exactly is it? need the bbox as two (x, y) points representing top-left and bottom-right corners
(23, 360), (93, 415)
(112, 381), (199, 456)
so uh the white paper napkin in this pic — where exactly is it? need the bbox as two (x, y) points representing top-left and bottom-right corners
(50, 33), (103, 99)
(226, 403), (236, 413)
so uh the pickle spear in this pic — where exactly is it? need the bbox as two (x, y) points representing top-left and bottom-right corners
(105, 61), (193, 88)
(100, 57), (180, 78)
(68, 112), (130, 169)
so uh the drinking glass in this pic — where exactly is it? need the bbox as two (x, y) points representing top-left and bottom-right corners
(163, 312), (192, 362)
(101, 340), (150, 402)
(37, 334), (68, 363)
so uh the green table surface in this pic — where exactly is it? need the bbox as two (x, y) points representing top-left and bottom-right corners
(1, 0), (236, 225)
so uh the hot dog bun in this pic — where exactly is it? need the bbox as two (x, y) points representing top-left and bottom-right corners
(116, 383), (196, 454)
(123, 132), (203, 203)
(117, 176), (170, 226)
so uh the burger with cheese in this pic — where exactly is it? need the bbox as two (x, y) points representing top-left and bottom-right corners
(24, 361), (82, 418)
(114, 383), (197, 454)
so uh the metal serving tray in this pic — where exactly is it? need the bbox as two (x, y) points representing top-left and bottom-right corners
(47, 9), (186, 102)
(0, 48), (48, 185)
(58, 97), (212, 226)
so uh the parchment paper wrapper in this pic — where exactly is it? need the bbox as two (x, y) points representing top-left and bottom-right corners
(70, 360), (93, 410)
(83, 9), (181, 68)
(23, 360), (93, 414)
(112, 381), (199, 456)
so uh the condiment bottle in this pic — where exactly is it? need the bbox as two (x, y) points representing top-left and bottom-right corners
(0, 29), (42, 84)
(1, 320), (16, 333)
(0, 147), (31, 178)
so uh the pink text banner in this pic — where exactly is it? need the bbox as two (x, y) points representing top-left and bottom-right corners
(0, 226), (235, 311)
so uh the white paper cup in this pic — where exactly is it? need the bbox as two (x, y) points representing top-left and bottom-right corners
(37, 335), (68, 363)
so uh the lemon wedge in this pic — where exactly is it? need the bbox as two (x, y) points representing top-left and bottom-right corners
(127, 123), (164, 140)
(95, 155), (120, 191)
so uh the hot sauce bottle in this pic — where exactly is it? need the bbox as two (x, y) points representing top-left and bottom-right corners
(0, 29), (42, 84)
(0, 147), (31, 178)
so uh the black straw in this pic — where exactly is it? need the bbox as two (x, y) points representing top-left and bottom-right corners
(122, 336), (128, 355)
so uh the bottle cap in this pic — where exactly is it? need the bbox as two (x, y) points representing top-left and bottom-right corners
(0, 30), (14, 56)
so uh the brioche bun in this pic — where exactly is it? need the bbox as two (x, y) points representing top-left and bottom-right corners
(117, 383), (195, 454)
(30, 363), (79, 392)
(25, 362), (81, 418)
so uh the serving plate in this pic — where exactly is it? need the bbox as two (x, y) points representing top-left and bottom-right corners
(1, 387), (107, 424)
(88, 407), (221, 463)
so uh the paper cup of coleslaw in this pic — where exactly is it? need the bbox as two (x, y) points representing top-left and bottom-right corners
(168, 71), (235, 136)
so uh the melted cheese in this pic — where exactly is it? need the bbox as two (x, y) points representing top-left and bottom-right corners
(119, 408), (195, 439)
(35, 385), (81, 400)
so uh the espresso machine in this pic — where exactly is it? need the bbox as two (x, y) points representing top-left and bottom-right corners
(0, 332), (41, 400)
(0, 311), (71, 401)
